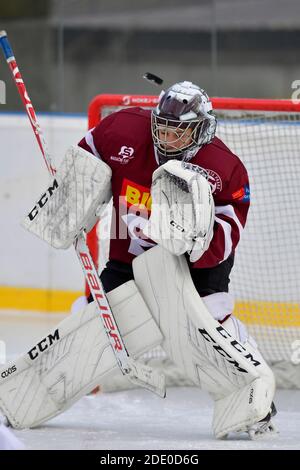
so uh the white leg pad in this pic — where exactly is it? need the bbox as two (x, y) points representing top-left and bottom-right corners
(133, 246), (276, 438)
(213, 377), (273, 439)
(0, 281), (163, 429)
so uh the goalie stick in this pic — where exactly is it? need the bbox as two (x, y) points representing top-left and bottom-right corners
(0, 30), (165, 398)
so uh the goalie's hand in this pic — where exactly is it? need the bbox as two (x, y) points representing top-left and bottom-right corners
(143, 160), (215, 262)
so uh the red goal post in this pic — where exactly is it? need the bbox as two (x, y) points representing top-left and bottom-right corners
(88, 93), (300, 128)
(86, 93), (300, 388)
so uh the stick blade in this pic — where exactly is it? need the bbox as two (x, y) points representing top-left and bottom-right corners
(127, 358), (166, 398)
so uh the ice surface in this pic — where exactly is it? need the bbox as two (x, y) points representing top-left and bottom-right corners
(8, 387), (299, 450)
(1, 310), (300, 450)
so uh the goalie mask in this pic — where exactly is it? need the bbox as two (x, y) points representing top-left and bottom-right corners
(151, 81), (217, 164)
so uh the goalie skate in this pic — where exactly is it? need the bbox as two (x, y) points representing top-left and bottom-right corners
(247, 402), (278, 440)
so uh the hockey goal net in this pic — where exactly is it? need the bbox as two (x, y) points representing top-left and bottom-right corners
(87, 93), (300, 389)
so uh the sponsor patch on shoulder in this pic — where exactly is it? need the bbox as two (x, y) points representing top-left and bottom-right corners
(110, 146), (135, 164)
(232, 185), (250, 202)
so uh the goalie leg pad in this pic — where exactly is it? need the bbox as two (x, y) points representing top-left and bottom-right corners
(213, 377), (275, 439)
(132, 246), (275, 438)
(214, 315), (277, 438)
(0, 281), (163, 429)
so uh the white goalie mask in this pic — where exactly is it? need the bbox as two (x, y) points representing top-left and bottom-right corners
(151, 81), (217, 164)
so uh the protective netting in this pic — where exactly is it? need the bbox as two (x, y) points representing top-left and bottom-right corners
(216, 110), (300, 388)
(88, 96), (300, 389)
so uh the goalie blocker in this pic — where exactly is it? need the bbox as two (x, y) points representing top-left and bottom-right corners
(22, 145), (112, 249)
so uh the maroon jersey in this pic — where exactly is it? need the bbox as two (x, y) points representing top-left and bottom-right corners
(79, 107), (250, 269)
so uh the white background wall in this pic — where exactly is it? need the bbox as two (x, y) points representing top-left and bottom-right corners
(0, 113), (88, 291)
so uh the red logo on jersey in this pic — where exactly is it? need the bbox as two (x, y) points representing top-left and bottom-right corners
(120, 178), (152, 211)
(232, 185), (250, 202)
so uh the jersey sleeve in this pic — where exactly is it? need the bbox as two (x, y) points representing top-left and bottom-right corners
(78, 113), (116, 165)
(192, 162), (250, 269)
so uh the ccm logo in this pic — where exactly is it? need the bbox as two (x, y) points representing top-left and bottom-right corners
(28, 329), (60, 360)
(27, 179), (58, 221)
(1, 365), (17, 379)
(170, 220), (185, 233)
(199, 326), (261, 373)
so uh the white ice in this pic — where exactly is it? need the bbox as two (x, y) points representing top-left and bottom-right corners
(1, 310), (300, 450)
(10, 388), (300, 450)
